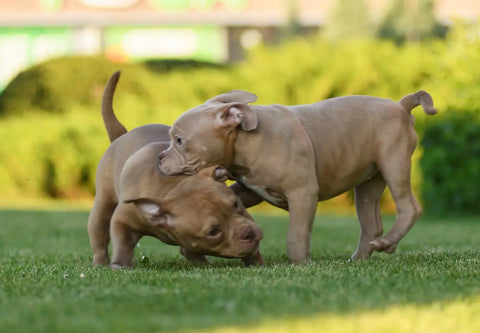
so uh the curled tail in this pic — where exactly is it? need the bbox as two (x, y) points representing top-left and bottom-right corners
(398, 90), (437, 115)
(102, 71), (127, 143)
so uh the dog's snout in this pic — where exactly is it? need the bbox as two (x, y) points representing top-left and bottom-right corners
(240, 225), (255, 241)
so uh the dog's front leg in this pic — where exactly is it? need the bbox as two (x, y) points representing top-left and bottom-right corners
(286, 185), (319, 263)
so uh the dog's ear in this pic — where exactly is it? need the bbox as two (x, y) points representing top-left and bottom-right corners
(198, 166), (234, 182)
(215, 103), (258, 131)
(124, 198), (172, 228)
(206, 90), (257, 105)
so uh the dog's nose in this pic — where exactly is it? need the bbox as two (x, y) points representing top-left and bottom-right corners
(240, 226), (255, 241)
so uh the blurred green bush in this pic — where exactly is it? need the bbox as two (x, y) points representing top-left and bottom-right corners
(1, 22), (480, 214)
(0, 56), (236, 202)
(421, 111), (480, 215)
(0, 57), (120, 116)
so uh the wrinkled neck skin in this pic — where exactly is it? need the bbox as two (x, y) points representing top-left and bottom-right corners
(222, 129), (238, 170)
(228, 127), (263, 178)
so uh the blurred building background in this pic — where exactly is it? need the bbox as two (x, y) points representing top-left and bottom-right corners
(0, 0), (479, 90)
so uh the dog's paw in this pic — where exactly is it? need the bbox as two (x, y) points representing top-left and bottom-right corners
(349, 250), (372, 261)
(369, 237), (397, 254)
(109, 263), (128, 270)
(92, 254), (110, 266)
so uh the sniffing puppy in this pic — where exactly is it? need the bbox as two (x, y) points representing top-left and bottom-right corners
(88, 72), (264, 268)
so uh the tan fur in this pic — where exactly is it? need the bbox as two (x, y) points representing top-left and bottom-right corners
(87, 73), (264, 268)
(159, 89), (437, 263)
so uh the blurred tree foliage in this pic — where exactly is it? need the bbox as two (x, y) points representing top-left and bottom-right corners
(418, 21), (480, 215)
(323, 0), (374, 41)
(0, 21), (479, 214)
(322, 0), (447, 43)
(378, 0), (447, 43)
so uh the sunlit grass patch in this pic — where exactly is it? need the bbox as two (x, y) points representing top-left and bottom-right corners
(196, 296), (480, 333)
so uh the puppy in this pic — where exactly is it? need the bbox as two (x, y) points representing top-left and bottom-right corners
(158, 89), (436, 263)
(87, 72), (264, 268)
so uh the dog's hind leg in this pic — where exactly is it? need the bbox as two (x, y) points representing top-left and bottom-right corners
(370, 130), (421, 254)
(351, 173), (387, 260)
(109, 206), (141, 268)
(88, 195), (116, 266)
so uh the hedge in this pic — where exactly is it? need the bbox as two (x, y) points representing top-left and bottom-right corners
(1, 22), (480, 214)
(0, 56), (241, 202)
(420, 112), (480, 215)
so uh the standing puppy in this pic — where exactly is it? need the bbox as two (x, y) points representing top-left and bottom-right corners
(158, 90), (436, 263)
(88, 73), (264, 268)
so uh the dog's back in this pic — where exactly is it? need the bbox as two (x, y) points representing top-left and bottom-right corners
(97, 70), (170, 198)
(97, 124), (170, 199)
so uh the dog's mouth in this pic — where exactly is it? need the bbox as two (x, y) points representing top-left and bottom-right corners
(181, 169), (197, 176)
(241, 250), (265, 266)
(157, 163), (185, 176)
(157, 162), (200, 176)
(201, 240), (261, 260)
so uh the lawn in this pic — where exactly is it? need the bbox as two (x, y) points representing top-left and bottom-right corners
(0, 209), (479, 333)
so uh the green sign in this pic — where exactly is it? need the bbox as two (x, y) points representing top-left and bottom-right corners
(0, 25), (228, 91)
(0, 27), (73, 90)
(104, 26), (227, 63)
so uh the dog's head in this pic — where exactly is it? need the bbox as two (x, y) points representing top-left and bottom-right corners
(158, 90), (258, 176)
(125, 166), (263, 261)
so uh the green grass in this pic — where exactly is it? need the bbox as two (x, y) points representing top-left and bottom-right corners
(0, 209), (479, 333)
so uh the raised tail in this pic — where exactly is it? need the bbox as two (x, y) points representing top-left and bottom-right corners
(102, 71), (127, 143)
(398, 90), (437, 115)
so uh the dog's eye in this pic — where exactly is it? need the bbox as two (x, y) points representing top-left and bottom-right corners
(207, 226), (222, 238)
(174, 136), (183, 146)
